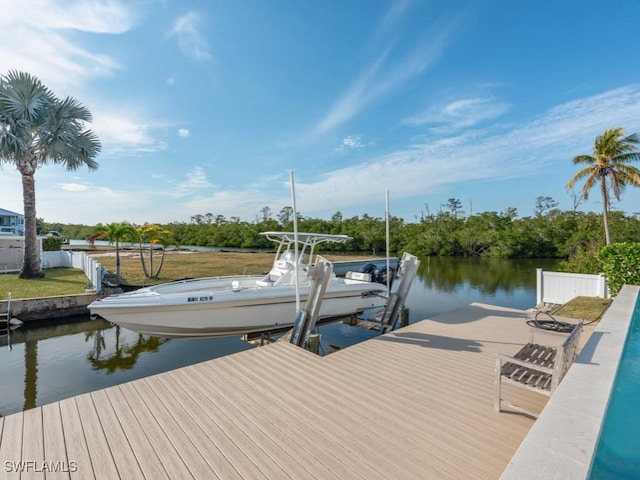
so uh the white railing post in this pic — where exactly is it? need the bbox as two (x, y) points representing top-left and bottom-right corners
(598, 273), (608, 299)
(94, 262), (102, 293)
(536, 268), (543, 305)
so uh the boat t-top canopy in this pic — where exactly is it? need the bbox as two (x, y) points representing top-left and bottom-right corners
(260, 232), (352, 245)
(260, 232), (353, 264)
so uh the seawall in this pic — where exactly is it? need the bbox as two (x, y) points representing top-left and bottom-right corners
(0, 293), (100, 321)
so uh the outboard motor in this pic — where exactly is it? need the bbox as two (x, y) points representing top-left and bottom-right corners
(375, 266), (395, 288)
(359, 263), (395, 287)
(359, 263), (378, 277)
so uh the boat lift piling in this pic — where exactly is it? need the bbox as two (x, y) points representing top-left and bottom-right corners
(377, 253), (420, 334)
(290, 256), (333, 351)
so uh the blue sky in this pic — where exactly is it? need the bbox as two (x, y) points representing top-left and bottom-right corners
(1, 0), (640, 225)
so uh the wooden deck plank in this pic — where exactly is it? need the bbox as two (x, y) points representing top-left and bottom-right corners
(89, 389), (145, 479)
(58, 398), (94, 479)
(154, 372), (294, 480)
(146, 373), (269, 480)
(180, 366), (335, 480)
(189, 356), (388, 480)
(73, 394), (120, 480)
(41, 403), (71, 480)
(21, 408), (44, 480)
(0, 412), (22, 480)
(129, 379), (234, 480)
(225, 348), (427, 480)
(109, 385), (195, 480)
(249, 342), (468, 478)
(104, 387), (173, 480)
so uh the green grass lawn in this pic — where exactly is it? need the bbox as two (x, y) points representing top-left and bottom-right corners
(553, 296), (612, 322)
(0, 268), (88, 300)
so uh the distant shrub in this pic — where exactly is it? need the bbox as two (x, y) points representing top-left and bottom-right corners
(597, 242), (640, 297)
(42, 236), (63, 251)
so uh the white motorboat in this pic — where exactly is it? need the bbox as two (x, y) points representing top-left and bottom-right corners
(88, 232), (390, 338)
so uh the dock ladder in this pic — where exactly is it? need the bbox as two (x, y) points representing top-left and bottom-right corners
(378, 252), (420, 334)
(1, 292), (12, 349)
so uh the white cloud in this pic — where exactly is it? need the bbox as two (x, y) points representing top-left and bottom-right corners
(168, 12), (212, 61)
(404, 96), (512, 130)
(91, 108), (168, 156)
(171, 167), (213, 197)
(0, 0), (136, 93)
(58, 182), (90, 192)
(335, 135), (375, 153)
(178, 128), (190, 138)
(166, 75), (176, 85)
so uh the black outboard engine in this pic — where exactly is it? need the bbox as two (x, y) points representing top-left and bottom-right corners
(359, 263), (395, 287)
(375, 265), (394, 288)
(359, 263), (378, 277)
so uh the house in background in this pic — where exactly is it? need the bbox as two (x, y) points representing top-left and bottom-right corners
(0, 208), (24, 236)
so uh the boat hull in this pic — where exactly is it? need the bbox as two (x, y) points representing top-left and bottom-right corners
(89, 277), (387, 338)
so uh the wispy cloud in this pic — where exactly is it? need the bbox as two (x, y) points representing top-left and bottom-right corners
(310, 7), (461, 140)
(91, 108), (168, 156)
(335, 135), (376, 153)
(403, 96), (512, 131)
(168, 12), (212, 61)
(58, 182), (90, 192)
(171, 166), (214, 197)
(178, 128), (190, 138)
(0, 0), (136, 93)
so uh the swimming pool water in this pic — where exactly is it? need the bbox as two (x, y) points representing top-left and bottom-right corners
(590, 295), (640, 479)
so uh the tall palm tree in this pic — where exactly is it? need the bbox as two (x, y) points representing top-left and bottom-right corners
(0, 71), (101, 278)
(566, 127), (640, 245)
(89, 222), (137, 278)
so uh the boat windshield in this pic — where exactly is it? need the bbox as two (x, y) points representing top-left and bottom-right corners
(279, 249), (296, 262)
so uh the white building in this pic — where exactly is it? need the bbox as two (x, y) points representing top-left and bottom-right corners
(0, 208), (24, 236)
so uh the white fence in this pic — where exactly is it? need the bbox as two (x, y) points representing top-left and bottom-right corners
(536, 268), (608, 305)
(41, 250), (106, 293)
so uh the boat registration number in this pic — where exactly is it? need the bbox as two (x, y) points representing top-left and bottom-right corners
(187, 295), (214, 302)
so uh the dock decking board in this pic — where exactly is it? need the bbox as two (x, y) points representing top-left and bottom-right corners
(1, 303), (590, 479)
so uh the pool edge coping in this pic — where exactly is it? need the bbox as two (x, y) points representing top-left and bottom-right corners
(501, 284), (639, 480)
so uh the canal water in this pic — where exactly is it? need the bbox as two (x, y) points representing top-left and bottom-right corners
(0, 256), (559, 417)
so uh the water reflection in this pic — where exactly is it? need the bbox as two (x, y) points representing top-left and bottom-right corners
(416, 256), (558, 295)
(86, 327), (170, 373)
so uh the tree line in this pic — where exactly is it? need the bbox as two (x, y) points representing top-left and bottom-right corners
(40, 200), (640, 259)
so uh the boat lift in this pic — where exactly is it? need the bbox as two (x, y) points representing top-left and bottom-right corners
(376, 252), (420, 334)
(290, 256), (333, 350)
(289, 252), (420, 352)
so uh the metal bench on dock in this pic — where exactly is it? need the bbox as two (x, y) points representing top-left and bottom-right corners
(495, 319), (583, 418)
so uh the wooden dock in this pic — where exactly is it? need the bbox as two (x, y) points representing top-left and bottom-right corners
(0, 303), (589, 479)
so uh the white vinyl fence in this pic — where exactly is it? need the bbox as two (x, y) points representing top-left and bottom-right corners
(536, 268), (608, 305)
(41, 250), (106, 293)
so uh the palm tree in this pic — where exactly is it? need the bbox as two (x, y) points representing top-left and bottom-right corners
(89, 222), (137, 278)
(566, 127), (640, 245)
(137, 224), (178, 278)
(0, 71), (101, 278)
